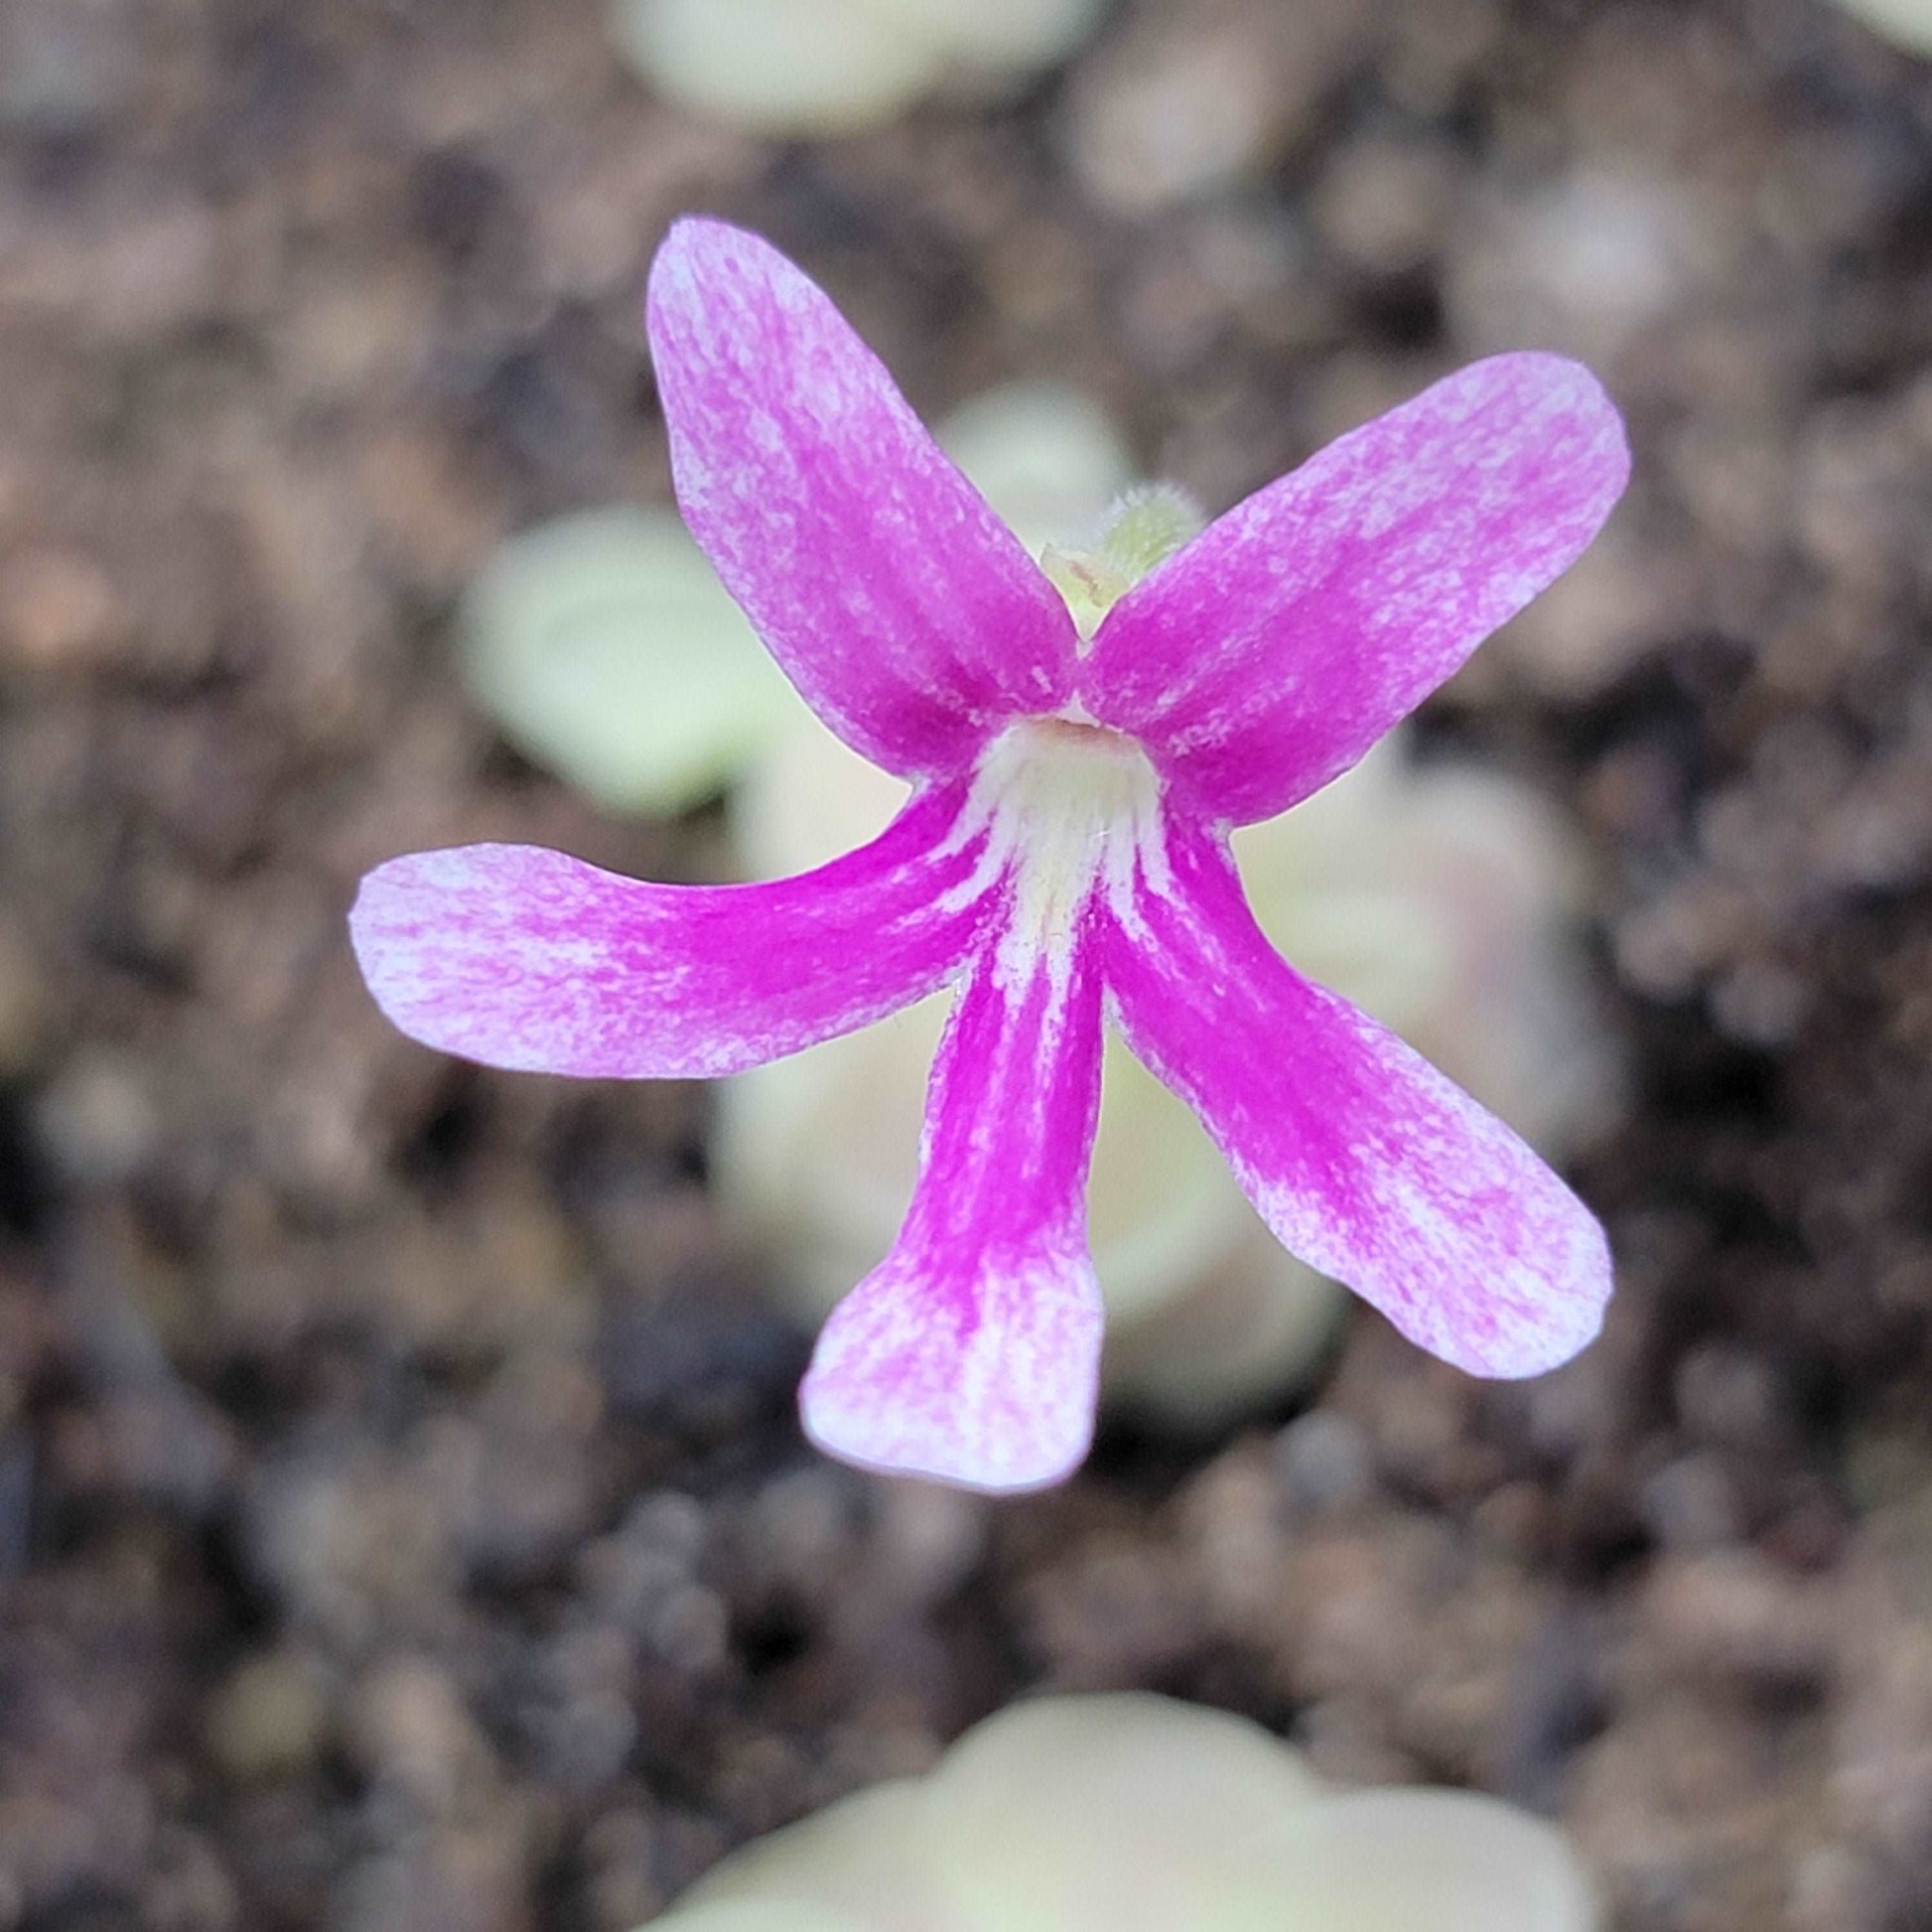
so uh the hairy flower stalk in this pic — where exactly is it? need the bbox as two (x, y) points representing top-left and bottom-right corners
(350, 218), (1630, 1492)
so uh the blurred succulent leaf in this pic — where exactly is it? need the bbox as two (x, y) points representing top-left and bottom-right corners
(936, 381), (1135, 552)
(611, 0), (946, 136)
(647, 1694), (1599, 1932)
(683, 1782), (936, 1922)
(612, 0), (1104, 134)
(922, 1695), (1324, 1931)
(1829, 0), (1932, 56)
(904, 0), (1106, 71)
(1238, 1788), (1598, 1932)
(459, 504), (796, 816)
(651, 1902), (864, 1932)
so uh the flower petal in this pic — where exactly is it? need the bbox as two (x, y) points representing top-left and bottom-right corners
(348, 779), (997, 1080)
(647, 218), (1079, 777)
(1101, 816), (1610, 1376)
(800, 941), (1105, 1492)
(1079, 354), (1630, 825)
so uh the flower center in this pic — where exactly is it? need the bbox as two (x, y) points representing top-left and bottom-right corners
(962, 717), (1165, 986)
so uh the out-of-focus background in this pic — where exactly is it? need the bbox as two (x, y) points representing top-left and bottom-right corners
(3, 1), (1932, 1927)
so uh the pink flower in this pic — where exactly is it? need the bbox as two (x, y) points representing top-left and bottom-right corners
(350, 218), (1629, 1494)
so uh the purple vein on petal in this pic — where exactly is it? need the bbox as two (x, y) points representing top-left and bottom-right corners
(1080, 353), (1630, 826)
(800, 927), (1107, 1493)
(1100, 811), (1612, 1377)
(647, 217), (1080, 779)
(348, 777), (1003, 1080)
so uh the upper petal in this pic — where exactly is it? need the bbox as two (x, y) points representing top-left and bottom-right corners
(647, 218), (1080, 777)
(1100, 815), (1611, 1377)
(1079, 354), (1629, 824)
(349, 778), (999, 1080)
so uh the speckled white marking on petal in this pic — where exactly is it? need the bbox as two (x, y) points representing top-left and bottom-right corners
(952, 717), (1167, 997)
(646, 219), (1079, 778)
(1080, 352), (1630, 824)
(348, 777), (1000, 1081)
(801, 929), (1106, 1493)
(1102, 810), (1611, 1378)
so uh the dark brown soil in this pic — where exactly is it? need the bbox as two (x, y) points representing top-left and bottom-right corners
(4, 2), (1932, 1928)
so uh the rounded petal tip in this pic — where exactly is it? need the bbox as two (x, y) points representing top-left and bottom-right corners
(799, 1256), (1103, 1495)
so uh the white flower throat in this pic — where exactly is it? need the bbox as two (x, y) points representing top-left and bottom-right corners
(947, 483), (1206, 989)
(935, 482), (1204, 992)
(981, 715), (1159, 954)
(948, 718), (1164, 994)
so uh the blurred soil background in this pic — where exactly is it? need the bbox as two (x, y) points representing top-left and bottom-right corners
(4, 1), (1932, 1928)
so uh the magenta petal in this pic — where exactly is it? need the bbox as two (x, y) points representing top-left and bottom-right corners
(646, 218), (1079, 778)
(1080, 354), (1630, 825)
(348, 780), (999, 1080)
(1102, 817), (1611, 1376)
(801, 940), (1105, 1492)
